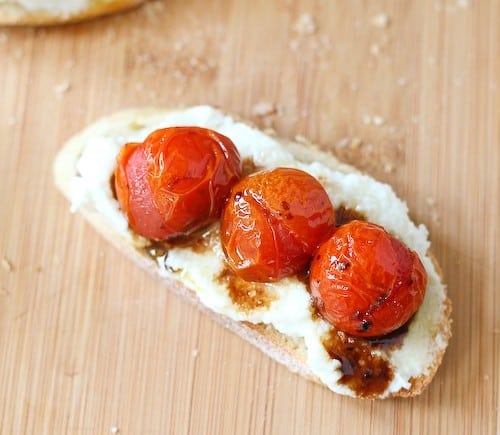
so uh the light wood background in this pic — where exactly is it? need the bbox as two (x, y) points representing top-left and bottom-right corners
(0, 0), (499, 434)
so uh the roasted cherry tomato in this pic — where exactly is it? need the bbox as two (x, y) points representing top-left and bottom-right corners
(221, 168), (335, 282)
(115, 127), (242, 240)
(310, 220), (427, 338)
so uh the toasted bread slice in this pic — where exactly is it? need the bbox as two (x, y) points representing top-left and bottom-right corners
(53, 106), (452, 399)
(0, 0), (146, 25)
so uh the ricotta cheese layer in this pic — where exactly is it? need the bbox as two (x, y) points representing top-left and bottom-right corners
(68, 105), (448, 397)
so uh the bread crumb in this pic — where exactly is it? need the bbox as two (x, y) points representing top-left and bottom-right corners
(252, 102), (277, 118)
(247, 289), (257, 298)
(294, 135), (312, 146)
(457, 0), (470, 8)
(371, 13), (390, 28)
(397, 76), (408, 86)
(350, 137), (362, 149)
(336, 138), (350, 148)
(370, 43), (381, 56)
(362, 114), (385, 126)
(110, 427), (119, 434)
(2, 257), (14, 272)
(137, 51), (154, 64)
(191, 349), (199, 358)
(337, 137), (363, 149)
(362, 115), (372, 125)
(426, 196), (437, 206)
(383, 162), (395, 173)
(54, 81), (71, 95)
(289, 39), (300, 51)
(294, 13), (317, 35)
(189, 56), (199, 67)
(143, 0), (166, 22)
(431, 210), (441, 224)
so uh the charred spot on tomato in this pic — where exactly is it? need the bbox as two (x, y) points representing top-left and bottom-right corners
(378, 294), (388, 303)
(335, 260), (350, 271)
(361, 319), (372, 331)
(309, 220), (427, 338)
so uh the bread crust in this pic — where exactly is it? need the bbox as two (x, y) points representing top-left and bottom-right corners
(53, 108), (452, 399)
(0, 0), (146, 25)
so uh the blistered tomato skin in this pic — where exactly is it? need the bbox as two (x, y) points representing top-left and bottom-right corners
(221, 168), (336, 282)
(309, 220), (427, 338)
(114, 127), (242, 240)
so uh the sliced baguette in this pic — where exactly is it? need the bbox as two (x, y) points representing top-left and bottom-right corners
(0, 0), (146, 25)
(53, 106), (452, 399)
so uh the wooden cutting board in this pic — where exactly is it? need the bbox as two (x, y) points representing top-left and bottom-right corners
(0, 1), (498, 433)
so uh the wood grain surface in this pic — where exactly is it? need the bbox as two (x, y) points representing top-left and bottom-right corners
(0, 0), (499, 434)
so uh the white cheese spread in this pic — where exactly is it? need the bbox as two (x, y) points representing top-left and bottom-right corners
(68, 105), (448, 397)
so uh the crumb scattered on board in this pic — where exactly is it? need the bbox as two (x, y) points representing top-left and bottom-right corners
(110, 427), (119, 434)
(54, 81), (71, 95)
(456, 0), (471, 8)
(397, 76), (409, 86)
(371, 13), (390, 28)
(426, 196), (437, 207)
(425, 196), (441, 223)
(363, 115), (385, 126)
(381, 162), (394, 173)
(370, 43), (381, 56)
(2, 257), (14, 272)
(191, 349), (199, 358)
(336, 137), (363, 150)
(252, 102), (277, 118)
(294, 13), (317, 35)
